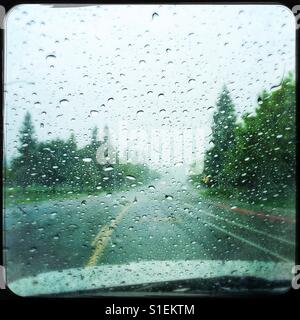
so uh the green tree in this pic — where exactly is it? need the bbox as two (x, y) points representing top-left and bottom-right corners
(17, 112), (37, 160)
(11, 112), (38, 189)
(7, 116), (159, 198)
(63, 132), (80, 189)
(223, 74), (295, 200)
(203, 85), (237, 186)
(91, 126), (100, 150)
(73, 127), (103, 192)
(34, 139), (70, 192)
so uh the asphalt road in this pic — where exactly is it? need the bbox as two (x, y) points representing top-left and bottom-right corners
(4, 172), (295, 283)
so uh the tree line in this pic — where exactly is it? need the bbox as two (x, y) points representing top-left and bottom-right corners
(193, 73), (295, 202)
(5, 113), (158, 194)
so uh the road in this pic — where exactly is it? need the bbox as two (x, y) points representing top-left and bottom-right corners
(4, 171), (295, 283)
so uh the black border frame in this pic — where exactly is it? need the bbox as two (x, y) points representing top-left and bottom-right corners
(0, 0), (299, 312)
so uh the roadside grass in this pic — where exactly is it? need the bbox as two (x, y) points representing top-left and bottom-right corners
(4, 184), (134, 206)
(191, 180), (295, 218)
(4, 176), (159, 207)
(3, 185), (102, 206)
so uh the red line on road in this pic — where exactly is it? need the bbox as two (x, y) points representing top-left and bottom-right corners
(215, 203), (295, 224)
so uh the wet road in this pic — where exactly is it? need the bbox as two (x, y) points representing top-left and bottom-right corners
(5, 173), (295, 283)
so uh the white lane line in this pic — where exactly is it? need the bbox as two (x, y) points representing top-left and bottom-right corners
(202, 219), (292, 263)
(183, 202), (295, 247)
(202, 211), (295, 247)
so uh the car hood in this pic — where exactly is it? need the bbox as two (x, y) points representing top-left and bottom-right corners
(8, 259), (293, 296)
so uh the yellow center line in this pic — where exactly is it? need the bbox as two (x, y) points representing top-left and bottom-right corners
(85, 203), (132, 267)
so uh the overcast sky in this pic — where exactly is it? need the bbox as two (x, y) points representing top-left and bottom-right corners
(4, 4), (295, 170)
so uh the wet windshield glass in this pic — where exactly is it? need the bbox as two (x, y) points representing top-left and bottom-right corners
(4, 4), (295, 296)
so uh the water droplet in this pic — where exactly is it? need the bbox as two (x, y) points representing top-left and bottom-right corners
(136, 110), (144, 116)
(257, 97), (263, 105)
(46, 54), (56, 64)
(152, 12), (159, 20)
(270, 84), (282, 92)
(59, 99), (69, 106)
(90, 110), (98, 117)
(126, 175), (136, 181)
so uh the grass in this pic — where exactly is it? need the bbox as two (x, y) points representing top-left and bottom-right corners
(191, 179), (295, 218)
(3, 176), (158, 207)
(3, 185), (103, 206)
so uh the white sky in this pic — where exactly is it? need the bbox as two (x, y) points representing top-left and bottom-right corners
(4, 4), (295, 170)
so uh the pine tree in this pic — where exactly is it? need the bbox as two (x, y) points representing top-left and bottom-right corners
(67, 132), (77, 151)
(91, 126), (100, 151)
(12, 112), (38, 189)
(223, 74), (296, 199)
(17, 112), (37, 164)
(203, 86), (237, 186)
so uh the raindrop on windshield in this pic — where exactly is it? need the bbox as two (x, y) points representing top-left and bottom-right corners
(126, 175), (136, 181)
(103, 166), (114, 172)
(45, 54), (56, 64)
(270, 83), (282, 92)
(90, 110), (98, 117)
(59, 99), (69, 106)
(136, 110), (144, 116)
(152, 12), (159, 20)
(165, 195), (173, 200)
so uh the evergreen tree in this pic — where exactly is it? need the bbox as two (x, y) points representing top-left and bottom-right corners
(17, 112), (37, 164)
(64, 132), (79, 188)
(203, 86), (237, 186)
(67, 132), (77, 151)
(223, 74), (295, 199)
(35, 139), (68, 192)
(91, 126), (99, 150)
(12, 112), (38, 189)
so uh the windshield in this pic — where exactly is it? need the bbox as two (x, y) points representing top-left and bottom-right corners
(3, 4), (296, 296)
